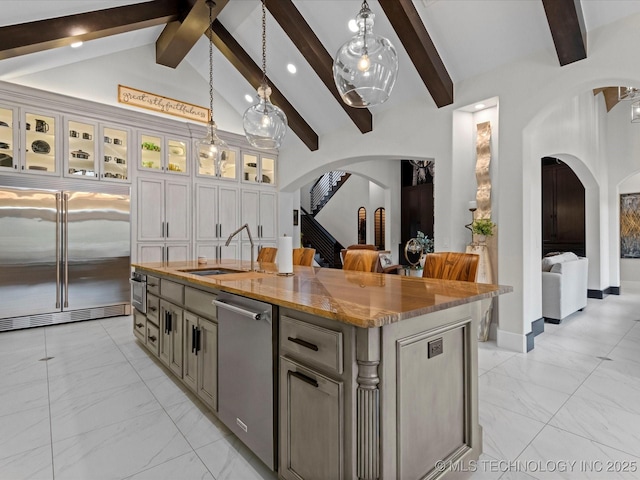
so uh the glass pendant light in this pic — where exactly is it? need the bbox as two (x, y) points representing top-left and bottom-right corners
(197, 0), (228, 176)
(243, 0), (287, 150)
(333, 0), (398, 108)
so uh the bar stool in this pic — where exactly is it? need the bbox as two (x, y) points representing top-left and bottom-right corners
(422, 252), (479, 281)
(257, 247), (278, 263)
(293, 247), (315, 266)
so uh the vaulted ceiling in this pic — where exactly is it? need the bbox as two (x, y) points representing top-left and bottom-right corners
(1, 0), (640, 151)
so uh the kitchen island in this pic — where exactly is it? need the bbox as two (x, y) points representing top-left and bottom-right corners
(131, 259), (511, 480)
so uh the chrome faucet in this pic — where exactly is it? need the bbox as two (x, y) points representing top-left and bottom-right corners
(225, 223), (255, 271)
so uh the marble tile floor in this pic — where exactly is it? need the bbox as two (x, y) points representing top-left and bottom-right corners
(0, 282), (639, 479)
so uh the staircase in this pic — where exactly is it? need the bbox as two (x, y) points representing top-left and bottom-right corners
(310, 171), (351, 216)
(300, 208), (344, 268)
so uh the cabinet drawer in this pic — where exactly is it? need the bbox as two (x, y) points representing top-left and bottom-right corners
(146, 322), (160, 357)
(280, 316), (343, 374)
(161, 279), (184, 304)
(147, 294), (160, 325)
(147, 275), (160, 296)
(184, 286), (217, 320)
(133, 310), (146, 343)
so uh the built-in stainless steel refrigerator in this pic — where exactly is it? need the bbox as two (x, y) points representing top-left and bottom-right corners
(0, 178), (130, 331)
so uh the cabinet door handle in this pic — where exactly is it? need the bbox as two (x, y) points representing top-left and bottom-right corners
(166, 222), (169, 238)
(166, 247), (170, 263)
(290, 371), (318, 388)
(162, 221), (165, 238)
(135, 322), (144, 328)
(287, 336), (319, 351)
(191, 325), (197, 353)
(148, 335), (157, 342)
(164, 311), (170, 334)
(148, 305), (157, 312)
(195, 327), (201, 355)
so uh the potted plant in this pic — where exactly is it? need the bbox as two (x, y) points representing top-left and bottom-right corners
(471, 218), (495, 244)
(416, 231), (434, 268)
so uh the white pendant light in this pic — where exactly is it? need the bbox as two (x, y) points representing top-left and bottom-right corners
(333, 0), (398, 108)
(243, 0), (287, 150)
(196, 0), (228, 176)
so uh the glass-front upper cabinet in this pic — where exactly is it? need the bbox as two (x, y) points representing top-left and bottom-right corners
(102, 126), (129, 181)
(140, 134), (162, 171)
(241, 150), (276, 186)
(25, 111), (57, 174)
(66, 119), (98, 178)
(0, 106), (17, 171)
(139, 133), (189, 175)
(196, 143), (238, 181)
(167, 138), (187, 174)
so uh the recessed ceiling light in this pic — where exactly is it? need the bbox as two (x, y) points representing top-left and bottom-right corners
(474, 103), (486, 110)
(286, 63), (297, 74)
(348, 19), (358, 32)
(70, 41), (83, 48)
(244, 94), (254, 103)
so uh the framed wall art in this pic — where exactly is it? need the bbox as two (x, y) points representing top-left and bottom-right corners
(620, 193), (640, 258)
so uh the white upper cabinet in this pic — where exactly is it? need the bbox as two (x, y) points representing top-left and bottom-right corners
(196, 143), (239, 182)
(139, 133), (189, 176)
(23, 109), (60, 175)
(64, 118), (130, 182)
(0, 105), (18, 172)
(241, 150), (276, 187)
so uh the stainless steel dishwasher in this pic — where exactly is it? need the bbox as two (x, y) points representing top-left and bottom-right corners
(214, 292), (275, 470)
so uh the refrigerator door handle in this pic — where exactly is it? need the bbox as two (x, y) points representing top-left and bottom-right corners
(55, 193), (61, 309)
(63, 193), (69, 308)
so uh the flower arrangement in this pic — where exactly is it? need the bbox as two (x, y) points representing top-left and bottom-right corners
(416, 231), (434, 253)
(471, 218), (495, 236)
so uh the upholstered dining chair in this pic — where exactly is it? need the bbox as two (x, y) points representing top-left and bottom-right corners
(422, 252), (480, 282)
(342, 249), (381, 272)
(293, 247), (315, 266)
(257, 246), (278, 263)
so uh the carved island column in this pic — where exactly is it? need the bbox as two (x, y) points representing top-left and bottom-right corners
(356, 327), (381, 479)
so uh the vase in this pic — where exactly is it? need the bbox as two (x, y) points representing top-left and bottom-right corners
(473, 234), (486, 245)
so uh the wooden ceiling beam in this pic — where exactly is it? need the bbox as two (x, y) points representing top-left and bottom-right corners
(156, 0), (229, 68)
(211, 20), (319, 151)
(264, 0), (372, 134)
(542, 0), (587, 66)
(0, 0), (181, 61)
(378, 0), (453, 108)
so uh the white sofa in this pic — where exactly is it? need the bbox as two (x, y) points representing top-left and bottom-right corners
(541, 252), (588, 323)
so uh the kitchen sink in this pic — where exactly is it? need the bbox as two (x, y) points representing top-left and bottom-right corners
(181, 268), (243, 276)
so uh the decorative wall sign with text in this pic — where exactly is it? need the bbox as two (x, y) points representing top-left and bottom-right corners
(117, 85), (210, 123)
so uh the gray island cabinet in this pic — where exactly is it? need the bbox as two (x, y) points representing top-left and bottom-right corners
(132, 260), (510, 480)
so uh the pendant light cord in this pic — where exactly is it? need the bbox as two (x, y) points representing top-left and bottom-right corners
(261, 0), (268, 89)
(207, 0), (214, 130)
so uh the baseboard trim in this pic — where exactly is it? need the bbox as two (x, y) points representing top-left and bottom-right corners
(588, 286), (621, 299)
(531, 318), (545, 337)
(525, 331), (535, 352)
(497, 329), (528, 353)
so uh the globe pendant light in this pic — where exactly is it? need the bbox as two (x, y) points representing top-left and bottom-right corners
(197, 0), (228, 176)
(243, 0), (287, 150)
(333, 0), (398, 108)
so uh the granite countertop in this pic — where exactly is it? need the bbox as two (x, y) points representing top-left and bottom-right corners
(132, 260), (512, 328)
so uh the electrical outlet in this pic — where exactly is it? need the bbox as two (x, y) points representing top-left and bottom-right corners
(428, 338), (443, 358)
